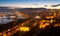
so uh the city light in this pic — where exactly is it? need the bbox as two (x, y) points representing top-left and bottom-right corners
(54, 24), (59, 27)
(0, 0), (60, 36)
(34, 16), (41, 19)
(50, 19), (53, 23)
(19, 27), (30, 32)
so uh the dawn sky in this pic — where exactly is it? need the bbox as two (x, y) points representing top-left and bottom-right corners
(0, 0), (60, 8)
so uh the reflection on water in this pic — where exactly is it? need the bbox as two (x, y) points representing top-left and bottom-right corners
(0, 17), (13, 24)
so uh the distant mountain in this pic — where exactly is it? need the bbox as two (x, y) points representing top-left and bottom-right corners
(0, 7), (16, 12)
(0, 7), (9, 9)
(0, 6), (59, 13)
(15, 8), (47, 10)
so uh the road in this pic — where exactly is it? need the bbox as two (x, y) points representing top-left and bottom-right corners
(0, 19), (35, 36)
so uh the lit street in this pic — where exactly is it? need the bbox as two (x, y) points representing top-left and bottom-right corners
(0, 18), (60, 36)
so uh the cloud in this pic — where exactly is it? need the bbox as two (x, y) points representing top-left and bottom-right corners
(51, 4), (60, 7)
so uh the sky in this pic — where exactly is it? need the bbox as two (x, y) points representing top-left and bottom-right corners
(0, 0), (60, 8)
